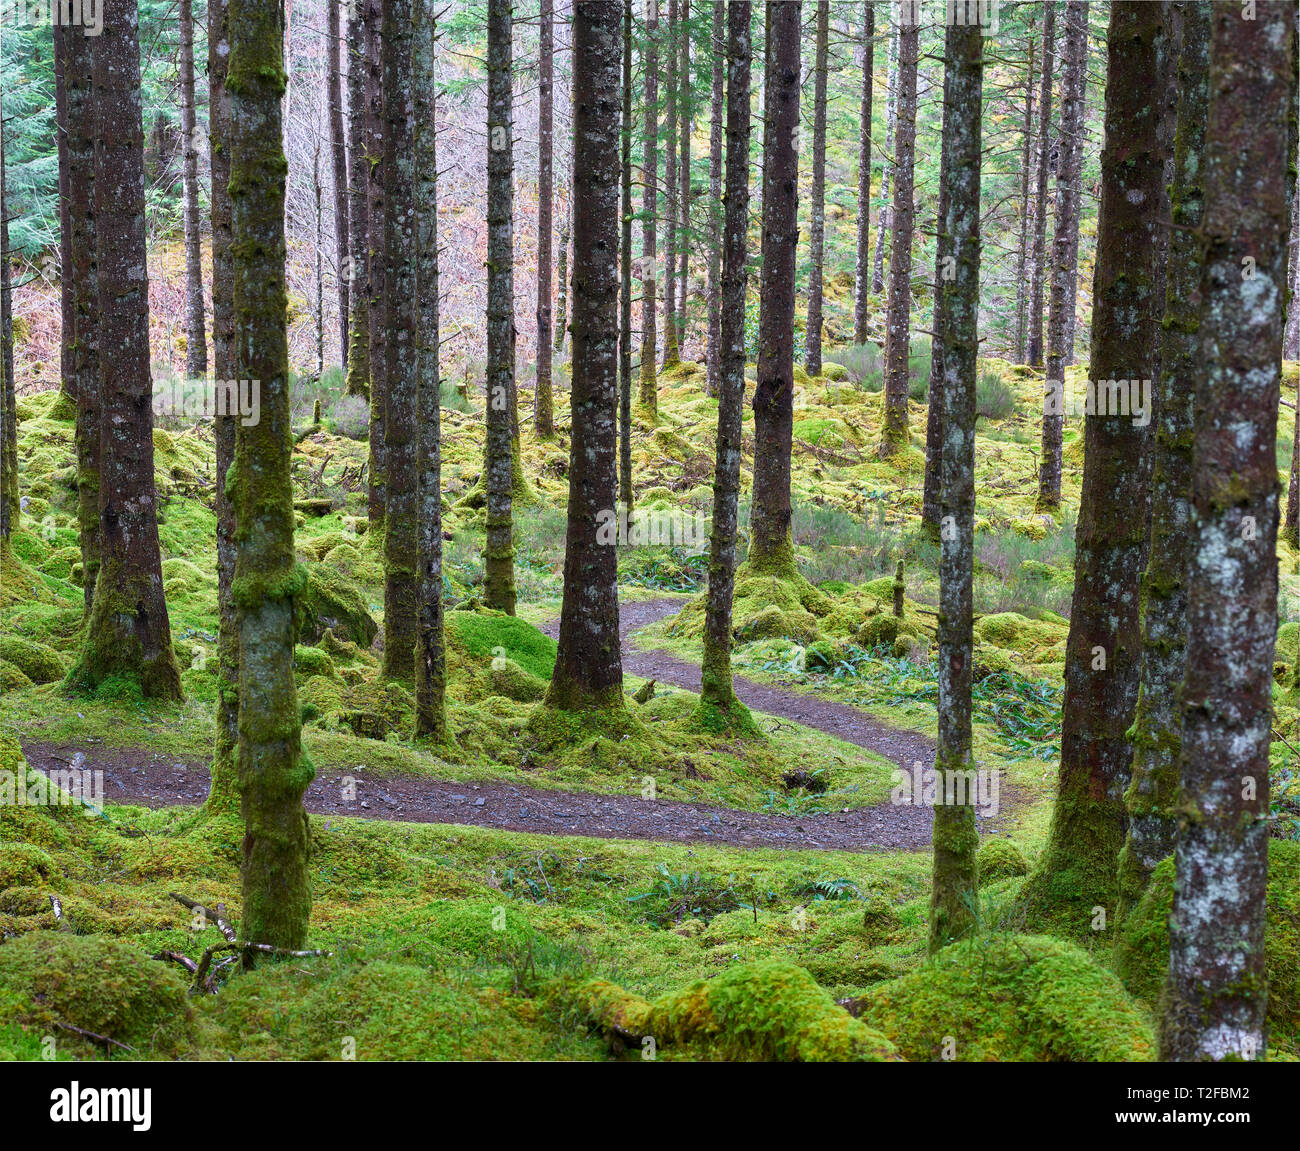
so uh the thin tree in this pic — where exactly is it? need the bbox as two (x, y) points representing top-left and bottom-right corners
(345, 0), (370, 396)
(618, 0), (634, 510)
(179, 0), (208, 378)
(484, 0), (517, 614)
(381, 0), (417, 680)
(748, 0), (800, 577)
(804, 0), (829, 378)
(1025, 0), (1055, 368)
(365, 0), (387, 527)
(704, 0), (724, 397)
(70, 0), (183, 702)
(878, 11), (919, 457)
(536, 0), (556, 438)
(228, 0), (313, 952)
(919, 57), (951, 537)
(54, 24), (73, 416)
(1019, 0), (1163, 934)
(546, 0), (624, 712)
(327, 0), (349, 365)
(1116, 0), (1209, 920)
(638, 0), (661, 412)
(928, 11), (983, 954)
(0, 37), (14, 541)
(870, 19), (897, 296)
(662, 0), (680, 366)
(853, 1), (874, 345)
(1012, 19), (1035, 364)
(1163, 0), (1292, 1064)
(675, 0), (691, 354)
(695, 0), (754, 733)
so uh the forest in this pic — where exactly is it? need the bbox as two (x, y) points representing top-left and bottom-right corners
(0, 0), (1297, 1084)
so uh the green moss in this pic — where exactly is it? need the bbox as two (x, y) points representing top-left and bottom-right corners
(446, 608), (558, 682)
(488, 657), (548, 702)
(0, 635), (68, 684)
(299, 563), (379, 648)
(295, 644), (338, 681)
(977, 839), (1029, 885)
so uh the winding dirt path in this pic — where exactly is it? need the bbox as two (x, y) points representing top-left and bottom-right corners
(19, 598), (961, 853)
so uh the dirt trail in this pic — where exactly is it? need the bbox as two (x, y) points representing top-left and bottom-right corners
(19, 598), (958, 853)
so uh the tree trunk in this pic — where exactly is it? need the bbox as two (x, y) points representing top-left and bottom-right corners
(1020, 0), (1163, 935)
(546, 0), (624, 711)
(328, 0), (349, 367)
(638, 0), (660, 411)
(555, 199), (570, 355)
(1025, 0), (1056, 369)
(747, 0), (800, 576)
(804, 0), (829, 378)
(676, 0), (691, 355)
(365, 0), (387, 528)
(1116, 0), (1208, 924)
(345, 0), (370, 396)
(313, 145), (324, 380)
(414, 0), (446, 741)
(662, 0), (680, 367)
(484, 0), (517, 615)
(1013, 24), (1035, 364)
(928, 14), (983, 955)
(208, 0), (239, 811)
(853, 1), (874, 345)
(704, 0), (724, 397)
(535, 0), (556, 438)
(870, 21), (897, 296)
(1162, 1), (1292, 1063)
(55, 26), (74, 414)
(70, 0), (182, 702)
(228, 0), (312, 953)
(920, 55), (951, 537)
(381, 0), (417, 680)
(0, 53), (14, 541)
(697, 0), (753, 731)
(180, 0), (208, 379)
(1036, 0), (1087, 510)
(878, 15), (918, 458)
(619, 0), (634, 510)
(1285, 153), (1300, 360)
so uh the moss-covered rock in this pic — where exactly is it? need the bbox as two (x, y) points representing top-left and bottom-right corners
(0, 636), (67, 685)
(294, 644), (338, 681)
(446, 608), (558, 682)
(488, 657), (548, 702)
(299, 563), (379, 648)
(977, 838), (1029, 885)
(0, 659), (34, 692)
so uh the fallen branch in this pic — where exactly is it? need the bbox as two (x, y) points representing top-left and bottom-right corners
(53, 1020), (135, 1053)
(169, 892), (237, 943)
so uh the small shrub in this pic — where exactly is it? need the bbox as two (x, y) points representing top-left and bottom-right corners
(328, 394), (370, 440)
(976, 370), (1017, 420)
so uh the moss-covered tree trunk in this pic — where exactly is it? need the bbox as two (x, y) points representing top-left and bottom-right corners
(853, 1), (874, 345)
(208, 0), (239, 812)
(483, 0), (517, 615)
(546, 0), (625, 713)
(414, 0), (447, 742)
(54, 27), (74, 417)
(1036, 0), (1087, 510)
(380, 0), (417, 681)
(535, 0), (556, 439)
(1019, 0), (1163, 936)
(179, 0), (208, 379)
(878, 15), (918, 458)
(696, 0), (753, 733)
(804, 0), (829, 379)
(662, 0), (680, 368)
(71, 0), (182, 702)
(1025, 1), (1055, 369)
(327, 0), (349, 367)
(928, 14), (983, 955)
(0, 56), (15, 542)
(619, 0), (634, 511)
(228, 0), (313, 954)
(1116, 0), (1209, 922)
(1013, 25), (1035, 364)
(365, 0), (387, 529)
(747, 0), (800, 577)
(1161, 0), (1292, 1064)
(704, 0), (724, 397)
(638, 0), (660, 413)
(675, 0), (692, 355)
(345, 0), (370, 397)
(870, 21), (897, 297)
(920, 83), (952, 538)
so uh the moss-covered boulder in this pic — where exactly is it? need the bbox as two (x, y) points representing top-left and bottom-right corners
(294, 644), (338, 681)
(854, 934), (1154, 1061)
(488, 657), (548, 702)
(977, 838), (1029, 885)
(737, 605), (820, 646)
(446, 608), (558, 682)
(0, 660), (34, 692)
(0, 636), (67, 685)
(299, 563), (379, 648)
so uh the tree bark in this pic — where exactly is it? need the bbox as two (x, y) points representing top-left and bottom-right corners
(662, 0), (680, 367)
(1025, 0), (1056, 368)
(180, 0), (208, 379)
(71, 0), (182, 702)
(345, 0), (370, 396)
(536, 0), (556, 438)
(1013, 23), (1035, 364)
(54, 25), (73, 414)
(619, 0), (634, 510)
(870, 21), (897, 296)
(804, 0), (829, 378)
(878, 14), (918, 457)
(0, 49), (14, 541)
(748, 0), (800, 575)
(327, 0), (349, 367)
(853, 1), (874, 345)
(365, 0), (387, 527)
(704, 0), (724, 397)
(676, 0), (692, 355)
(928, 14), (983, 955)
(546, 0), (625, 711)
(920, 51), (951, 537)
(638, 0), (660, 411)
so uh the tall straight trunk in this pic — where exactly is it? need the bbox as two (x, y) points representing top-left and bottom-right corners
(57, 26), (99, 613)
(1026, 0), (1056, 368)
(696, 0), (752, 728)
(1286, 156), (1300, 360)
(676, 0), (691, 354)
(71, 0), (182, 702)
(1036, 0), (1087, 510)
(483, 0), (517, 614)
(228, 0), (312, 952)
(747, 0), (800, 575)
(662, 0), (680, 366)
(414, 0), (446, 740)
(345, 0), (370, 396)
(853, 1), (874, 344)
(536, 0), (556, 437)
(1013, 24), (1035, 364)
(381, 0), (417, 680)
(1116, 0), (1208, 923)
(1161, 1), (1292, 1063)
(546, 0), (624, 711)
(55, 26), (73, 413)
(555, 198), (570, 354)
(1020, 0), (1163, 934)
(0, 55), (14, 541)
(179, 0), (207, 378)
(928, 14), (983, 954)
(313, 146), (324, 380)
(328, 0), (349, 366)
(870, 22), (897, 296)
(638, 0), (660, 410)
(618, 0), (634, 510)
(365, 0), (387, 527)
(878, 15), (918, 457)
(920, 68), (951, 535)
(804, 0), (829, 377)
(704, 0), (724, 397)
(208, 0), (239, 811)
